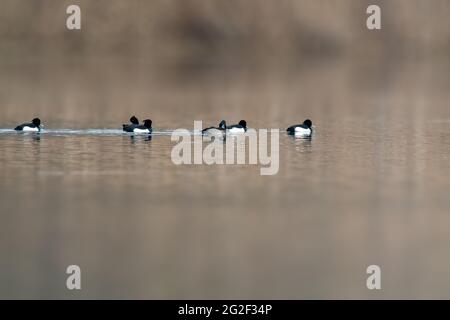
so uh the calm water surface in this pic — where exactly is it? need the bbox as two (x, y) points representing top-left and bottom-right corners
(1, 60), (450, 298)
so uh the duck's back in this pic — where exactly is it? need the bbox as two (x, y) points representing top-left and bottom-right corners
(123, 124), (137, 132)
(15, 123), (38, 132)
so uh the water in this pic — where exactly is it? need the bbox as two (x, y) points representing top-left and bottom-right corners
(1, 59), (450, 299)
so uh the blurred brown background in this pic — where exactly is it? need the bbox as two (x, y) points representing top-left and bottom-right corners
(1, 0), (450, 60)
(1, 0), (449, 127)
(2, 1), (450, 299)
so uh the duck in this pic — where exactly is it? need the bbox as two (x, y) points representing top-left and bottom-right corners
(130, 119), (152, 134)
(286, 119), (313, 136)
(14, 118), (42, 132)
(122, 116), (140, 132)
(226, 120), (247, 133)
(202, 120), (226, 135)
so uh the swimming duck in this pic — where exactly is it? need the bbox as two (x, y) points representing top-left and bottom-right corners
(286, 119), (313, 136)
(226, 120), (247, 133)
(202, 120), (226, 135)
(14, 118), (42, 132)
(122, 116), (140, 132)
(131, 119), (152, 134)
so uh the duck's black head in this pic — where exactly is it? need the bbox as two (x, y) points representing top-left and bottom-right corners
(303, 119), (312, 128)
(32, 118), (41, 126)
(219, 120), (226, 129)
(239, 120), (247, 128)
(143, 119), (152, 128)
(130, 116), (139, 125)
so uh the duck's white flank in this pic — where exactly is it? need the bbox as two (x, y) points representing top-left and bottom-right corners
(22, 126), (39, 132)
(294, 127), (311, 136)
(133, 128), (150, 134)
(227, 127), (245, 134)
